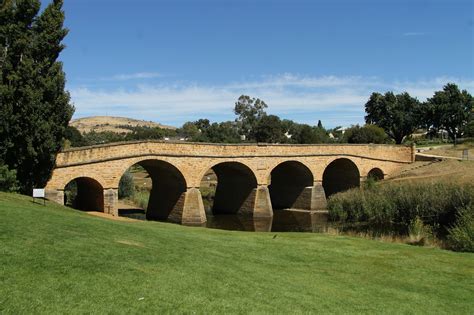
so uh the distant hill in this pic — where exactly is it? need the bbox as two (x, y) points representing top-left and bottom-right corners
(70, 116), (176, 134)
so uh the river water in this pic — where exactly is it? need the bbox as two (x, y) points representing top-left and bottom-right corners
(118, 208), (330, 232)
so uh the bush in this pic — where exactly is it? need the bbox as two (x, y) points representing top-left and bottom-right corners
(464, 119), (474, 137)
(64, 180), (77, 207)
(327, 182), (474, 237)
(118, 170), (135, 199)
(0, 165), (19, 192)
(447, 206), (474, 252)
(131, 189), (149, 210)
(64, 126), (87, 147)
(408, 216), (433, 246)
(343, 124), (388, 144)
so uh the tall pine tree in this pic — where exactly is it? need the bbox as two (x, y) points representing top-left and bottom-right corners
(0, 0), (74, 193)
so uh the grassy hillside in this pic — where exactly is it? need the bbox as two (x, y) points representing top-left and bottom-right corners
(390, 159), (474, 184)
(70, 116), (175, 134)
(1, 192), (473, 314)
(417, 142), (474, 160)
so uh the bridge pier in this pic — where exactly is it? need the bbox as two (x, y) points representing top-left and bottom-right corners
(104, 188), (118, 216)
(269, 183), (327, 211)
(289, 184), (327, 210)
(308, 182), (327, 210)
(179, 187), (207, 226)
(45, 189), (64, 205)
(252, 185), (273, 218)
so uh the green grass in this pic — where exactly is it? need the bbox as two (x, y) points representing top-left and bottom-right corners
(128, 189), (150, 210)
(1, 192), (473, 314)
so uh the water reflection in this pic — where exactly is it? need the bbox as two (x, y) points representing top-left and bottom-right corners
(119, 208), (329, 233)
(207, 209), (328, 232)
(118, 208), (146, 220)
(206, 215), (273, 232)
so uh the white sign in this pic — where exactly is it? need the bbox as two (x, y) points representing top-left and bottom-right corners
(33, 188), (45, 198)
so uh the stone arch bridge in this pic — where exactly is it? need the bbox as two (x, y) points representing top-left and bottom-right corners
(45, 141), (414, 225)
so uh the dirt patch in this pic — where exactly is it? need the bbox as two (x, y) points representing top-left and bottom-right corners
(86, 211), (140, 222)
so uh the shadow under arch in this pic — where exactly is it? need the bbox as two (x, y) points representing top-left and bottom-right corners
(322, 158), (360, 198)
(207, 162), (258, 215)
(129, 159), (187, 221)
(368, 167), (384, 181)
(269, 161), (314, 210)
(64, 177), (104, 212)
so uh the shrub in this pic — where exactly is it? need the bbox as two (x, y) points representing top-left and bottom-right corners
(408, 216), (433, 246)
(447, 206), (474, 252)
(64, 126), (87, 147)
(131, 189), (149, 210)
(0, 165), (19, 192)
(343, 124), (388, 144)
(118, 170), (135, 199)
(64, 180), (77, 207)
(327, 182), (474, 237)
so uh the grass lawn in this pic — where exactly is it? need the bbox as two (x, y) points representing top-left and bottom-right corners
(391, 160), (474, 184)
(417, 142), (474, 160)
(1, 192), (473, 314)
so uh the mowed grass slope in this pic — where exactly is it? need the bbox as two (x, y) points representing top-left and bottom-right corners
(1, 193), (473, 314)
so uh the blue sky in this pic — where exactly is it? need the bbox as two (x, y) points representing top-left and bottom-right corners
(43, 0), (473, 127)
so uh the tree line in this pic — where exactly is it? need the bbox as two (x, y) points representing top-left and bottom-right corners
(366, 83), (473, 144)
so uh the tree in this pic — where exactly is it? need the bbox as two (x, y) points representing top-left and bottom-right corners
(317, 120), (323, 129)
(0, 164), (19, 192)
(464, 111), (474, 137)
(0, 0), (74, 193)
(365, 91), (421, 144)
(297, 125), (314, 143)
(118, 170), (135, 199)
(124, 126), (167, 141)
(234, 95), (267, 140)
(64, 126), (86, 147)
(194, 119), (210, 132)
(204, 121), (241, 143)
(426, 83), (473, 142)
(343, 124), (388, 144)
(254, 115), (285, 143)
(82, 131), (123, 145)
(294, 124), (328, 144)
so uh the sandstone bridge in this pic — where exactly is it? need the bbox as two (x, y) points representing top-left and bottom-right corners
(45, 141), (415, 225)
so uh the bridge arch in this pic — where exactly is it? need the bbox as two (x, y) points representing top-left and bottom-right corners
(367, 167), (384, 181)
(322, 158), (360, 198)
(119, 159), (187, 221)
(202, 162), (258, 215)
(269, 161), (314, 210)
(64, 176), (104, 212)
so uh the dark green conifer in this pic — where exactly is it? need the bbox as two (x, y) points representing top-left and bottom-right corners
(0, 0), (74, 193)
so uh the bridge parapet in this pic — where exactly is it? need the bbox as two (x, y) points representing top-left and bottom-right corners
(55, 141), (413, 167)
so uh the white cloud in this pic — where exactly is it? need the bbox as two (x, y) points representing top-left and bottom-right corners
(101, 72), (162, 81)
(69, 74), (474, 127)
(225, 74), (374, 89)
(392, 77), (474, 100)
